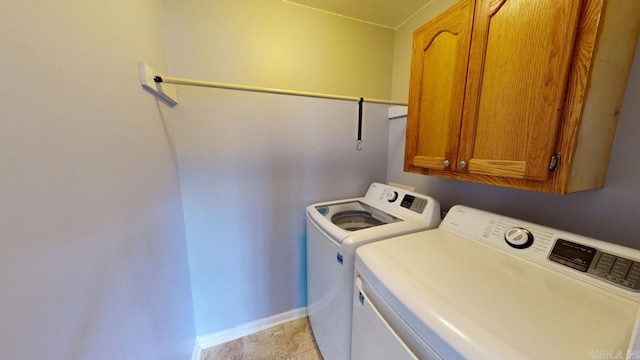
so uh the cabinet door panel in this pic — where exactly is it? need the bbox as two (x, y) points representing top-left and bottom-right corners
(459, 0), (582, 180)
(405, 0), (475, 172)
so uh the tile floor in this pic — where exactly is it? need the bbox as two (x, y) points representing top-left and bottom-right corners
(200, 317), (323, 360)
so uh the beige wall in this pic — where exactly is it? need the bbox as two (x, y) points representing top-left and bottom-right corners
(163, 0), (395, 99)
(0, 1), (195, 359)
(162, 0), (393, 336)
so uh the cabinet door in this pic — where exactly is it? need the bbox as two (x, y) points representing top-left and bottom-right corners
(405, 0), (475, 172)
(458, 0), (582, 180)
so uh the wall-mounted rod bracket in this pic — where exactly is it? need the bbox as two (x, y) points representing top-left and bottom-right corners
(138, 62), (178, 106)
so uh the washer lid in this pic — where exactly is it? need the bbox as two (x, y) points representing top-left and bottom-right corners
(356, 229), (640, 360)
(331, 210), (386, 231)
(315, 200), (401, 231)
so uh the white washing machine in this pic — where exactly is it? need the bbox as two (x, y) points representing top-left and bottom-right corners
(352, 205), (640, 360)
(306, 182), (441, 360)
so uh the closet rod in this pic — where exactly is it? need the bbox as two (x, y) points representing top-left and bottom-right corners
(153, 76), (408, 106)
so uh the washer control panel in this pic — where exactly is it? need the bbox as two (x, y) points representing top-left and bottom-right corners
(400, 194), (428, 214)
(383, 189), (427, 214)
(367, 184), (431, 215)
(362, 183), (440, 227)
(550, 239), (640, 291)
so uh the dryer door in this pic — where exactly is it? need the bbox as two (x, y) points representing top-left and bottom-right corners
(352, 276), (439, 360)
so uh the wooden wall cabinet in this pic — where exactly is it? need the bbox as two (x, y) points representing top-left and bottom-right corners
(404, 0), (640, 194)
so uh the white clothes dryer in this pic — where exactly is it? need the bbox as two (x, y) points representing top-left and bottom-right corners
(352, 205), (640, 360)
(306, 182), (441, 360)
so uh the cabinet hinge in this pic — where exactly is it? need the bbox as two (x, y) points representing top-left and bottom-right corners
(549, 153), (561, 172)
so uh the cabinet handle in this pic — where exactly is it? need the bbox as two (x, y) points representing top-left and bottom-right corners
(460, 161), (467, 168)
(443, 160), (450, 167)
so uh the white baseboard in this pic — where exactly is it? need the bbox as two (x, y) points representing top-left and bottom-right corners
(190, 340), (201, 360)
(194, 307), (308, 354)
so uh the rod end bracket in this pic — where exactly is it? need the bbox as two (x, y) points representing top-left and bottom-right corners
(138, 62), (178, 106)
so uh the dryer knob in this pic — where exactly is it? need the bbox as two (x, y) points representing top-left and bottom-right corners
(387, 191), (399, 202)
(504, 227), (534, 249)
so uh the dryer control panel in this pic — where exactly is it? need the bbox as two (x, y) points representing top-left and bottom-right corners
(441, 205), (640, 297)
(550, 239), (640, 291)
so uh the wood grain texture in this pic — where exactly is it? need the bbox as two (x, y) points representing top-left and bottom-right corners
(468, 159), (526, 177)
(404, 0), (475, 173)
(458, 0), (582, 180)
(414, 155), (447, 169)
(404, 0), (640, 193)
(407, 165), (545, 191)
(542, 0), (605, 193)
(416, 32), (459, 159)
(549, 0), (640, 193)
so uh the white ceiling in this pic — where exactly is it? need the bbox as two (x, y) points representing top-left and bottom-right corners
(284, 0), (431, 29)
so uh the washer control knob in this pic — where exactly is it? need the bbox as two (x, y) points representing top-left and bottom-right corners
(387, 191), (399, 202)
(504, 227), (534, 249)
